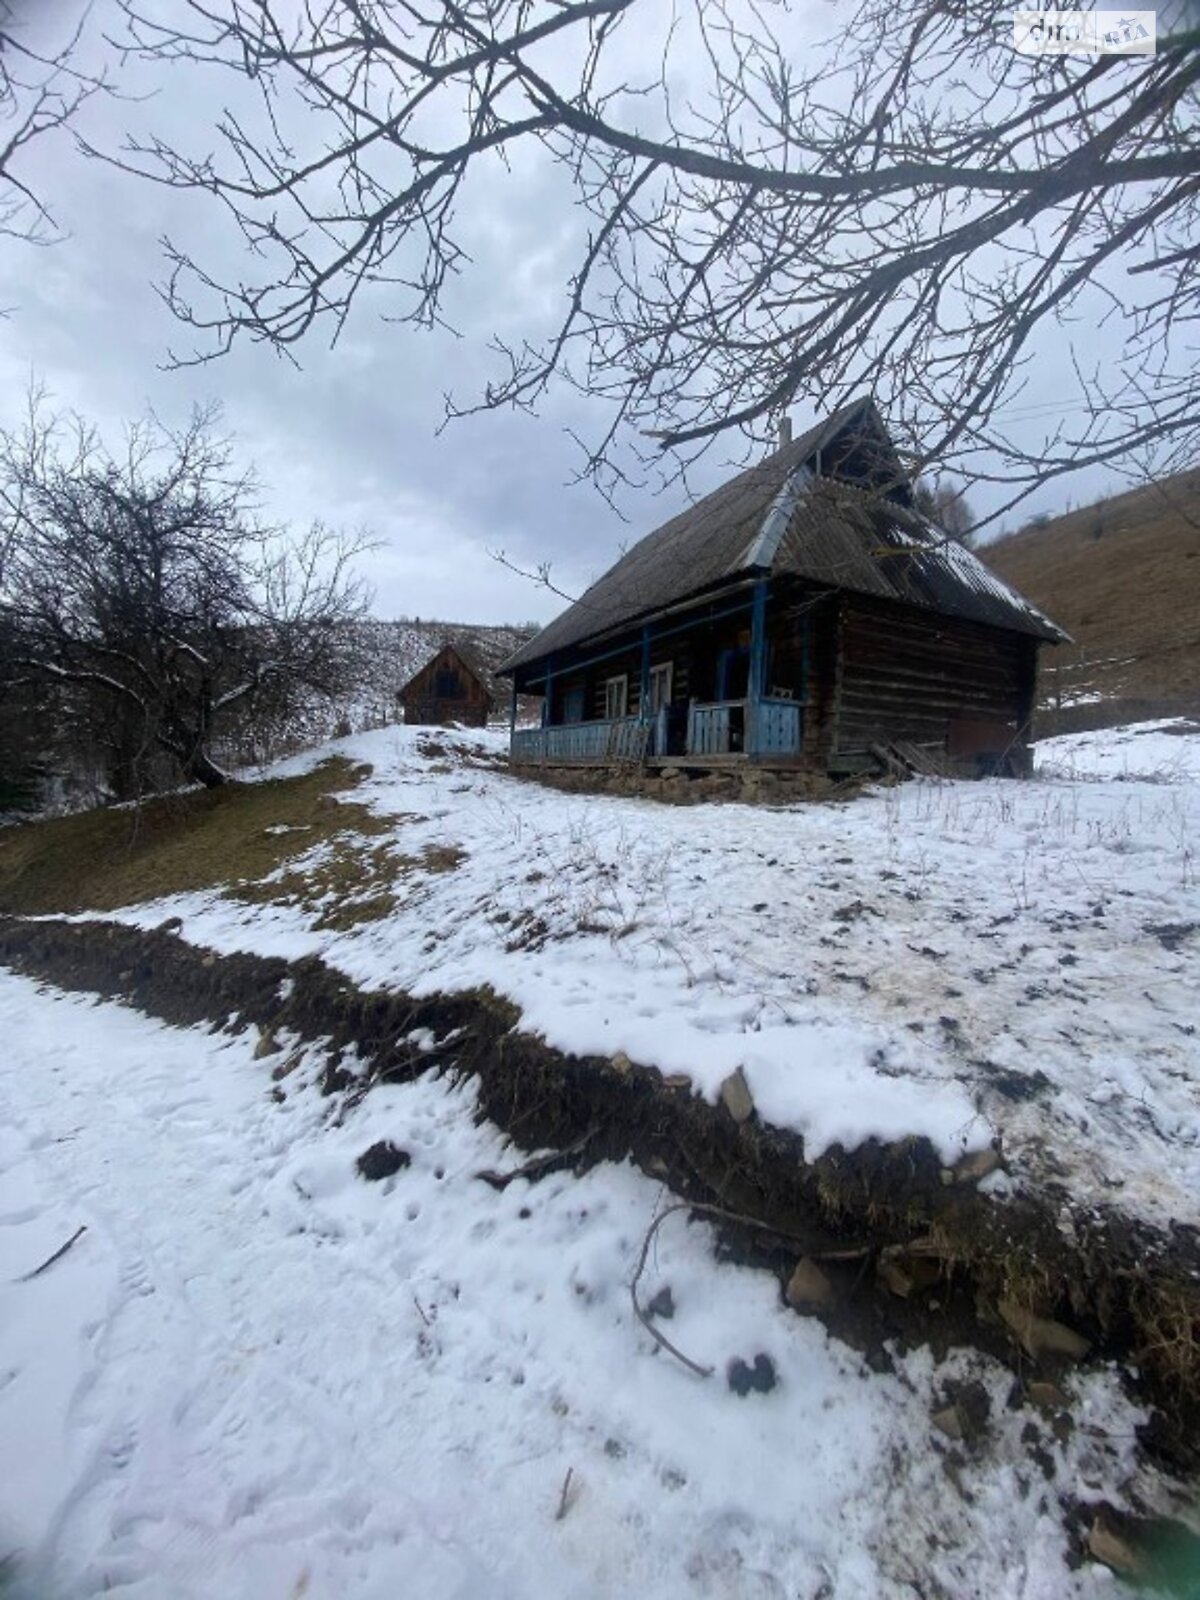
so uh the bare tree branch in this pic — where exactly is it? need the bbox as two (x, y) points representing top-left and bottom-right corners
(105, 0), (1200, 515)
(0, 3), (113, 245)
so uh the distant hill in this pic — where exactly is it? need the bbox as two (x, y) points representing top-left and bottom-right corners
(985, 469), (1200, 733)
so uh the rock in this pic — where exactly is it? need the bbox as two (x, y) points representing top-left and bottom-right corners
(948, 1145), (1003, 1184)
(253, 1029), (283, 1060)
(1027, 1380), (1071, 1411)
(356, 1140), (411, 1181)
(659, 766), (682, 780)
(720, 1066), (755, 1124)
(937, 1378), (991, 1444)
(662, 1073), (691, 1091)
(610, 1050), (633, 1077)
(786, 1257), (835, 1311)
(270, 1051), (304, 1082)
(315, 793), (341, 811)
(156, 915), (183, 936)
(877, 1242), (944, 1298)
(998, 1298), (1090, 1361)
(1087, 1514), (1145, 1580)
(726, 1353), (777, 1396)
(878, 1255), (916, 1298)
(647, 1286), (675, 1320)
(932, 1404), (965, 1441)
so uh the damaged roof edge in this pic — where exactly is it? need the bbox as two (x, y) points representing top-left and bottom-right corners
(741, 463), (815, 571)
(499, 397), (1066, 673)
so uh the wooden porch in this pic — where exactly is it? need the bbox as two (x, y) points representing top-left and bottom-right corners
(510, 692), (803, 767)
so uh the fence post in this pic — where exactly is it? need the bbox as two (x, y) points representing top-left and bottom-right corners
(746, 576), (768, 758)
(640, 624), (652, 721)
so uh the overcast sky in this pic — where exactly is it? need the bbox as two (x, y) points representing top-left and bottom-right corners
(0, 0), (1137, 626)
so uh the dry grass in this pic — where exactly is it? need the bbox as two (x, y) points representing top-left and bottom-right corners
(986, 468), (1200, 730)
(0, 759), (386, 916)
(230, 839), (466, 931)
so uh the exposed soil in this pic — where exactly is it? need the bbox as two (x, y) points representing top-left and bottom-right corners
(1, 912), (1198, 1489)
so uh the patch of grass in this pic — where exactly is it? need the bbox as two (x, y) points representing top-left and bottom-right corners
(0, 759), (387, 916)
(230, 839), (466, 931)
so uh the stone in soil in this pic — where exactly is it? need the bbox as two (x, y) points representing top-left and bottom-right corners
(356, 1140), (412, 1181)
(785, 1257), (835, 1310)
(998, 1299), (1090, 1361)
(719, 1066), (755, 1124)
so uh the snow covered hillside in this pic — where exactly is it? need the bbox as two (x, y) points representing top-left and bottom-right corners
(2, 717), (1198, 1597)
(103, 717), (1200, 1234)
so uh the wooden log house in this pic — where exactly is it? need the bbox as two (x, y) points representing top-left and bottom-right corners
(398, 643), (494, 728)
(498, 399), (1066, 777)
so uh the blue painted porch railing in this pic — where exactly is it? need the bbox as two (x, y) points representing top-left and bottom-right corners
(686, 699), (739, 757)
(755, 698), (802, 757)
(512, 715), (652, 764)
(686, 698), (802, 757)
(511, 698), (801, 765)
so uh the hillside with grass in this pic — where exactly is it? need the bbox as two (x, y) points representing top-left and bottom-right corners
(985, 469), (1200, 733)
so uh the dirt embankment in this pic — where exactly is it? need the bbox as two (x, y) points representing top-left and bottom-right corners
(2, 912), (1198, 1489)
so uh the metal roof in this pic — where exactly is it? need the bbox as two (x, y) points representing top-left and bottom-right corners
(501, 400), (1064, 674)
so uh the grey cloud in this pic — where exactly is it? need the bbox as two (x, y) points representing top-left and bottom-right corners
(0, 0), (1133, 628)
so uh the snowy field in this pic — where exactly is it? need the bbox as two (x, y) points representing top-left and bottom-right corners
(99, 716), (1200, 1233)
(3, 717), (1198, 1596)
(0, 972), (1163, 1598)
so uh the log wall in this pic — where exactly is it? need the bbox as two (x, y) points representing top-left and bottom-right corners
(831, 597), (1038, 767)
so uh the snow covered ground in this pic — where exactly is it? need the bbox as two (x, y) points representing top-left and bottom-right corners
(0, 971), (1164, 1598)
(97, 717), (1200, 1235)
(1037, 718), (1200, 784)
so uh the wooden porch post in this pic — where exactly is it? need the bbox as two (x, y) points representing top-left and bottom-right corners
(747, 577), (768, 757)
(543, 659), (555, 727)
(640, 625), (652, 718)
(508, 681), (518, 740)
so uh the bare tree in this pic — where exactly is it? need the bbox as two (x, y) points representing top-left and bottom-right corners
(0, 397), (372, 793)
(912, 478), (977, 547)
(1, 2), (111, 245)
(109, 0), (1200, 517)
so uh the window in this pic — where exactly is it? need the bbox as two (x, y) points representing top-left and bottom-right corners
(604, 674), (628, 720)
(648, 661), (673, 713)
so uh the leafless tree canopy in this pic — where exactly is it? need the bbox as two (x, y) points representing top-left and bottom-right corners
(0, 397), (372, 793)
(111, 0), (1200, 513)
(912, 478), (976, 546)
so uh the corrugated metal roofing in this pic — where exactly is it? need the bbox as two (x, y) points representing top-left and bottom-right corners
(501, 401), (1064, 674)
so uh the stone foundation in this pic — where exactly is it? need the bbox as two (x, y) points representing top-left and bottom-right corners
(506, 762), (856, 804)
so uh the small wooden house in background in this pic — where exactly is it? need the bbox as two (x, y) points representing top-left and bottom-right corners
(398, 643), (494, 727)
(499, 398), (1067, 778)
